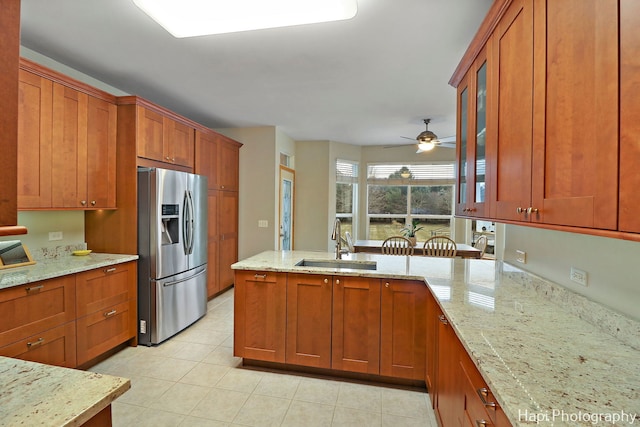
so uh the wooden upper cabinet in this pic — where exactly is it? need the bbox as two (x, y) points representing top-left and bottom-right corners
(618, 0), (640, 233)
(17, 61), (117, 210)
(17, 70), (53, 208)
(195, 129), (218, 190)
(136, 105), (195, 168)
(136, 106), (164, 162)
(0, 0), (20, 228)
(85, 96), (117, 208)
(50, 83), (117, 209)
(531, 0), (618, 230)
(164, 119), (194, 167)
(217, 136), (240, 191)
(490, 0), (534, 222)
(456, 47), (490, 218)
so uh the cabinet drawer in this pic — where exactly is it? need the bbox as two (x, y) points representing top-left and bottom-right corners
(0, 275), (76, 348)
(76, 301), (136, 365)
(0, 321), (77, 368)
(461, 355), (499, 426)
(76, 300), (134, 365)
(76, 262), (135, 317)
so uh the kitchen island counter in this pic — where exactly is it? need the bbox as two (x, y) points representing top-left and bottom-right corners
(0, 356), (129, 426)
(233, 250), (640, 426)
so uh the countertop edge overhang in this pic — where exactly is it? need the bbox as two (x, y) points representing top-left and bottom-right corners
(0, 253), (139, 291)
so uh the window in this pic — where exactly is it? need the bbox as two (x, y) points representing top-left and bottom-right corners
(366, 163), (455, 240)
(336, 160), (358, 239)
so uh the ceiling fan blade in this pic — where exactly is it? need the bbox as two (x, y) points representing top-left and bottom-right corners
(400, 136), (416, 141)
(382, 143), (416, 149)
(438, 135), (456, 143)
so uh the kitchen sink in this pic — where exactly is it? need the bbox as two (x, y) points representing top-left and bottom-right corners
(295, 259), (377, 270)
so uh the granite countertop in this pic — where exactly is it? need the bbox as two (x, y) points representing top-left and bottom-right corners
(0, 356), (130, 427)
(233, 250), (640, 426)
(0, 252), (138, 291)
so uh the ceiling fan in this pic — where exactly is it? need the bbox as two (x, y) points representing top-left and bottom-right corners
(389, 118), (456, 153)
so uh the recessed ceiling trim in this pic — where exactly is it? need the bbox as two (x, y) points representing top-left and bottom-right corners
(132, 0), (358, 38)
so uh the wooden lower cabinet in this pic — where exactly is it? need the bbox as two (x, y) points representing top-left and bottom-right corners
(380, 279), (426, 380)
(430, 293), (511, 427)
(75, 261), (137, 365)
(235, 270), (427, 383)
(331, 276), (381, 374)
(234, 270), (287, 363)
(0, 322), (77, 368)
(0, 275), (76, 349)
(0, 261), (136, 369)
(286, 273), (333, 368)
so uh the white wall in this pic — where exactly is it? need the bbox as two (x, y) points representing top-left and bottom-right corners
(503, 224), (640, 321)
(216, 126), (280, 260)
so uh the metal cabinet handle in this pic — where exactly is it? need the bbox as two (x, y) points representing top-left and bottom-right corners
(477, 388), (497, 408)
(516, 207), (523, 214)
(254, 274), (267, 279)
(81, 200), (87, 206)
(91, 200), (96, 206)
(104, 267), (117, 274)
(438, 314), (449, 325)
(335, 279), (340, 285)
(25, 285), (44, 293)
(476, 420), (489, 427)
(385, 282), (390, 288)
(104, 309), (117, 317)
(27, 337), (44, 348)
(324, 278), (329, 284)
(527, 207), (539, 214)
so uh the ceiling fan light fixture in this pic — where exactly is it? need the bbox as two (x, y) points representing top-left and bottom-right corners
(133, 0), (358, 37)
(418, 141), (435, 152)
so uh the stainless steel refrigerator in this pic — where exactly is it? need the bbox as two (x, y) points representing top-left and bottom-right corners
(137, 167), (208, 346)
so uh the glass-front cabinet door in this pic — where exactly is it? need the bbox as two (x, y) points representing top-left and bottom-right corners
(456, 81), (469, 216)
(456, 48), (489, 218)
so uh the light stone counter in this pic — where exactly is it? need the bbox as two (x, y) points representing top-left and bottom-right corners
(0, 252), (138, 291)
(233, 250), (640, 426)
(0, 356), (130, 426)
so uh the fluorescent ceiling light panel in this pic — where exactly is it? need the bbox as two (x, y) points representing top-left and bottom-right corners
(133, 0), (358, 38)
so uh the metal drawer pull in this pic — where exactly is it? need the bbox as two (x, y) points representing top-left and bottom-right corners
(104, 267), (117, 273)
(254, 274), (267, 279)
(324, 278), (329, 284)
(438, 314), (448, 325)
(104, 309), (117, 317)
(477, 388), (497, 408)
(27, 337), (44, 348)
(476, 420), (489, 427)
(25, 285), (44, 293)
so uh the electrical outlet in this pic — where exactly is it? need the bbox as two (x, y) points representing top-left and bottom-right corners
(258, 220), (268, 228)
(570, 267), (588, 286)
(516, 250), (526, 264)
(48, 231), (63, 241)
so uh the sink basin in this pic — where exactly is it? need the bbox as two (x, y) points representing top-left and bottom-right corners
(295, 259), (377, 270)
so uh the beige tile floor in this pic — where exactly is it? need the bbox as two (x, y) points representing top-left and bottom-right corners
(90, 288), (438, 427)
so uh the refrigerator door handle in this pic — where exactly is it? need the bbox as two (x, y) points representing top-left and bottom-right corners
(183, 190), (195, 255)
(187, 190), (195, 254)
(157, 267), (207, 287)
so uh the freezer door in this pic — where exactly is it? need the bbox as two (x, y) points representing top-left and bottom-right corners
(141, 265), (208, 345)
(187, 173), (208, 269)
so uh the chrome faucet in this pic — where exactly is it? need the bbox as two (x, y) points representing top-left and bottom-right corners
(331, 218), (343, 259)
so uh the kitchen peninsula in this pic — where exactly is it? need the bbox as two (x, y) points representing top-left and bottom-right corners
(233, 251), (640, 426)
